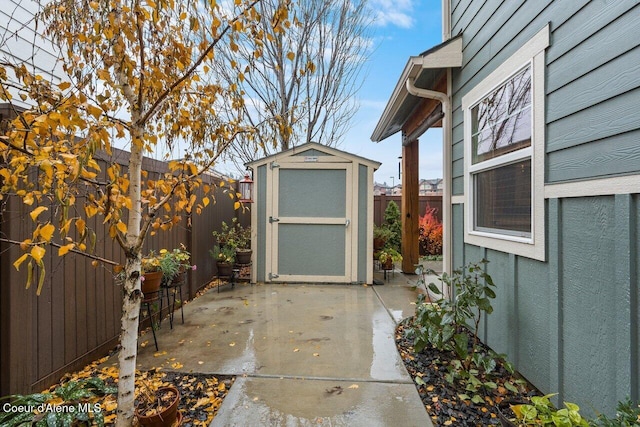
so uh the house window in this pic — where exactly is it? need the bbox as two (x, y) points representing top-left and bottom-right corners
(471, 66), (532, 238)
(462, 25), (549, 261)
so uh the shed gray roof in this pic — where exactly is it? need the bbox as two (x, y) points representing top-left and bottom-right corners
(246, 142), (381, 170)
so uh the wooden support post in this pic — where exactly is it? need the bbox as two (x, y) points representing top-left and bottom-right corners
(401, 138), (420, 274)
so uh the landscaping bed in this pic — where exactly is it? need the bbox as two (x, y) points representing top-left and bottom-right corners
(39, 356), (233, 426)
(396, 322), (539, 426)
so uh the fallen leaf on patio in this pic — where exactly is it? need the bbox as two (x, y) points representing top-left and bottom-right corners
(293, 348), (300, 352)
(178, 339), (186, 345)
(243, 300), (249, 306)
(172, 362), (183, 369)
(193, 397), (210, 409)
(198, 361), (204, 365)
(253, 397), (259, 401)
(153, 351), (167, 357)
(140, 340), (149, 348)
(313, 353), (319, 357)
(348, 384), (359, 389)
(229, 342), (236, 347)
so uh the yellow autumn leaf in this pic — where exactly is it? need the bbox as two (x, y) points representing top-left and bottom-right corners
(40, 223), (55, 241)
(116, 221), (127, 234)
(13, 253), (29, 271)
(29, 206), (48, 221)
(86, 104), (102, 119)
(58, 243), (75, 256)
(30, 245), (46, 263)
(234, 201), (240, 210)
(76, 218), (86, 235)
(85, 204), (99, 218)
(58, 81), (71, 90)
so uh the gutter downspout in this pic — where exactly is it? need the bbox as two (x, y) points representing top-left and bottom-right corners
(406, 76), (453, 286)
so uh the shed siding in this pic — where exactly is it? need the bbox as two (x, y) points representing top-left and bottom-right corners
(358, 165), (368, 283)
(256, 165), (267, 282)
(450, 0), (640, 415)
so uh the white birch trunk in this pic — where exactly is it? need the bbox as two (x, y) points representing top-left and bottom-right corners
(115, 137), (144, 427)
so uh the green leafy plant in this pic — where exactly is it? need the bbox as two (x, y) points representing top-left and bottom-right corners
(141, 251), (163, 273)
(383, 201), (402, 251)
(504, 394), (589, 426)
(0, 377), (117, 426)
(210, 244), (235, 264)
(405, 260), (513, 402)
(212, 218), (251, 250)
(373, 224), (393, 242)
(590, 398), (640, 426)
(378, 248), (403, 265)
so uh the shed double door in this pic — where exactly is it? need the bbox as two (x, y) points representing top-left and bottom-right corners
(266, 161), (354, 283)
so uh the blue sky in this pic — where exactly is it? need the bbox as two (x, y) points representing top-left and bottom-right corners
(339, 0), (444, 186)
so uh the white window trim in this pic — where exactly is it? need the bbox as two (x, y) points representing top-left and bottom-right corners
(462, 25), (549, 261)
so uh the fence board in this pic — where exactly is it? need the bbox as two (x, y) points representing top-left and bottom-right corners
(0, 147), (244, 395)
(374, 194), (443, 226)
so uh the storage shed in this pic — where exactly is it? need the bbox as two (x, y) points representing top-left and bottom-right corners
(247, 142), (381, 284)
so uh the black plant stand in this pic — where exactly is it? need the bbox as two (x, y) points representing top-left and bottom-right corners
(140, 290), (161, 351)
(160, 277), (185, 329)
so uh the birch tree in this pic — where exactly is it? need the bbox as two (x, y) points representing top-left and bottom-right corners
(215, 0), (372, 168)
(0, 0), (291, 425)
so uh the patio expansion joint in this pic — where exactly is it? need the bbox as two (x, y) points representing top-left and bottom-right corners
(234, 373), (414, 385)
(371, 284), (403, 326)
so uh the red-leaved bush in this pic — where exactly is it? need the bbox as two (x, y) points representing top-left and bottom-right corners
(419, 206), (443, 256)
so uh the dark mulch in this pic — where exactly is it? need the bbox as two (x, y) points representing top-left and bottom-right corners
(396, 322), (540, 426)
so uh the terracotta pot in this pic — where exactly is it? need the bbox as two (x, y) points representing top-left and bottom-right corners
(217, 261), (233, 277)
(235, 249), (252, 265)
(170, 270), (187, 286)
(135, 385), (180, 427)
(142, 271), (163, 302)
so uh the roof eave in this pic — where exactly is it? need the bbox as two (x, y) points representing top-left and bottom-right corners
(371, 36), (463, 143)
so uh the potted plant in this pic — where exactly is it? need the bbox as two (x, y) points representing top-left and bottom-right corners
(233, 220), (252, 265)
(497, 394), (589, 427)
(141, 252), (164, 301)
(160, 245), (195, 285)
(373, 225), (392, 251)
(135, 380), (180, 427)
(213, 219), (252, 265)
(210, 244), (235, 277)
(377, 248), (402, 270)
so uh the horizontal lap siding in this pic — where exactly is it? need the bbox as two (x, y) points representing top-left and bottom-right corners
(451, 0), (640, 416)
(546, 2), (640, 182)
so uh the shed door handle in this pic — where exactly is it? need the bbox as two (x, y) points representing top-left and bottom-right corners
(345, 219), (350, 228)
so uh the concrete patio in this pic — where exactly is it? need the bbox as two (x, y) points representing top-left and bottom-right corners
(133, 270), (435, 426)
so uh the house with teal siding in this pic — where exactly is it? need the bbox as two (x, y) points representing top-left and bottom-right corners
(372, 0), (639, 417)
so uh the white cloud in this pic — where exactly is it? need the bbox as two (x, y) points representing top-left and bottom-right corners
(369, 0), (415, 29)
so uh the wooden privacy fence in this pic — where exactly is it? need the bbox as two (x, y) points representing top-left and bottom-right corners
(374, 194), (443, 226)
(0, 147), (248, 396)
